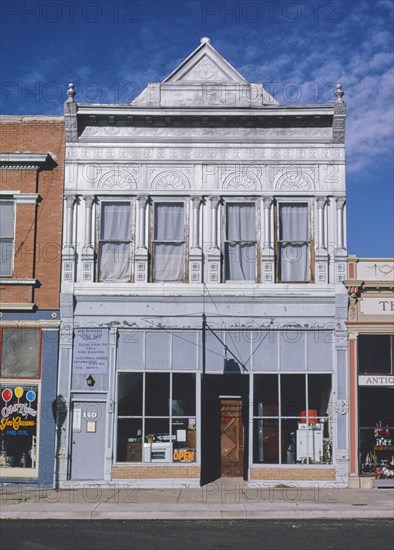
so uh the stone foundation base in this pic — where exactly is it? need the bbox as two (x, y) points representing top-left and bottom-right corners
(112, 465), (201, 479)
(250, 468), (336, 481)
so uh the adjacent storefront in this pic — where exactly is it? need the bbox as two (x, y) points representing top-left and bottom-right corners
(346, 257), (394, 487)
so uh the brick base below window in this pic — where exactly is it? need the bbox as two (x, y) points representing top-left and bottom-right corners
(112, 465), (201, 479)
(250, 468), (336, 481)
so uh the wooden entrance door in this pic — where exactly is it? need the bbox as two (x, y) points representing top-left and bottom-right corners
(220, 399), (244, 477)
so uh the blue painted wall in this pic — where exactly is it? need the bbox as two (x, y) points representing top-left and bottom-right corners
(38, 328), (59, 487)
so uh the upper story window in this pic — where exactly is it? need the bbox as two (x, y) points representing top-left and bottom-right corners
(152, 202), (186, 282)
(98, 201), (133, 282)
(358, 335), (393, 375)
(0, 200), (15, 277)
(224, 202), (257, 281)
(277, 202), (312, 283)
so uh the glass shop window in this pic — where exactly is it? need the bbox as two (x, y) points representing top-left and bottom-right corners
(0, 328), (41, 378)
(253, 374), (333, 465)
(0, 384), (39, 469)
(116, 372), (196, 464)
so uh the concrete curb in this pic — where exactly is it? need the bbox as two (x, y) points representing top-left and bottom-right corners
(2, 512), (394, 520)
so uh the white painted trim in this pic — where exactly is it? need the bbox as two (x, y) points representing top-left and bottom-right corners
(0, 278), (37, 285)
(0, 303), (35, 311)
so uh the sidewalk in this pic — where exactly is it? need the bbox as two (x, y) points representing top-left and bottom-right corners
(1, 478), (393, 520)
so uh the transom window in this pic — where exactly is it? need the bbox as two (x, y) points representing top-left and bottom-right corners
(224, 202), (257, 281)
(152, 202), (185, 282)
(98, 201), (133, 282)
(277, 202), (311, 282)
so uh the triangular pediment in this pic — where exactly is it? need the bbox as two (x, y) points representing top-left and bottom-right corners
(131, 38), (279, 107)
(163, 39), (248, 84)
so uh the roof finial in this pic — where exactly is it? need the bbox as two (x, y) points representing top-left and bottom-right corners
(66, 83), (76, 103)
(200, 37), (211, 44)
(335, 83), (344, 103)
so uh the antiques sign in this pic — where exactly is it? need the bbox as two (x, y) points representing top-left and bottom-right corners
(360, 298), (394, 316)
(359, 376), (394, 386)
(73, 329), (109, 374)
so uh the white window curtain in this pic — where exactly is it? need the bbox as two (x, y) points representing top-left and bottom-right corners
(153, 203), (184, 281)
(279, 204), (309, 282)
(225, 203), (256, 281)
(0, 200), (15, 277)
(99, 202), (132, 282)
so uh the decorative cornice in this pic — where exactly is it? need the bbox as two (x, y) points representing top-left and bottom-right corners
(0, 153), (56, 170)
(0, 191), (40, 204)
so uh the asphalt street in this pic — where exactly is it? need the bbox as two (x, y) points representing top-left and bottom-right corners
(1, 519), (394, 550)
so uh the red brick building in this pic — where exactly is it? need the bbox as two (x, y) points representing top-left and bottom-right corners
(0, 115), (64, 486)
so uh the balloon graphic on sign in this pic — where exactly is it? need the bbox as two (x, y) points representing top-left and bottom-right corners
(26, 390), (36, 403)
(1, 388), (13, 403)
(15, 387), (24, 399)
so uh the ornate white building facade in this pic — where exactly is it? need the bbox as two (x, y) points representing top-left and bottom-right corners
(58, 39), (349, 486)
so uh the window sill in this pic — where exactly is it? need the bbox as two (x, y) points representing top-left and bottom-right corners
(0, 278), (37, 285)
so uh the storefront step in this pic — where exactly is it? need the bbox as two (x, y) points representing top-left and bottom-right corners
(373, 479), (394, 489)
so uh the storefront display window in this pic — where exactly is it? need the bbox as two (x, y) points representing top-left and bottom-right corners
(0, 384), (38, 469)
(0, 328), (41, 378)
(253, 374), (332, 465)
(116, 372), (196, 463)
(358, 335), (394, 476)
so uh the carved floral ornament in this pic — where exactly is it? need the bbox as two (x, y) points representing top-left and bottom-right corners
(150, 170), (190, 190)
(98, 169), (137, 190)
(223, 169), (262, 190)
(275, 167), (314, 190)
(187, 57), (219, 81)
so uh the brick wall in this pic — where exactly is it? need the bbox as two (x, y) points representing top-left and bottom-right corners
(112, 465), (201, 479)
(0, 116), (64, 309)
(250, 468), (336, 481)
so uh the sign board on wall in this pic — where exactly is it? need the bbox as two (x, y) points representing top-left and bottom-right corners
(359, 298), (394, 316)
(359, 375), (394, 386)
(73, 329), (109, 374)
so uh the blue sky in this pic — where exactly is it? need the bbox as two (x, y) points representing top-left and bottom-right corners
(1, 0), (393, 257)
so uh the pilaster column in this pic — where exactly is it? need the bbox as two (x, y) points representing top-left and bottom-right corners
(191, 195), (202, 250)
(64, 195), (76, 248)
(209, 195), (220, 249)
(62, 195), (76, 284)
(206, 196), (221, 284)
(81, 195), (96, 282)
(261, 196), (275, 283)
(335, 196), (346, 251)
(136, 195), (148, 250)
(189, 196), (203, 283)
(83, 195), (95, 247)
(135, 195), (149, 283)
(316, 197), (327, 250)
(262, 196), (274, 249)
(348, 333), (359, 477)
(334, 196), (347, 282)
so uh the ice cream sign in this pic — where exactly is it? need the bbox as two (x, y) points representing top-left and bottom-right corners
(0, 387), (37, 435)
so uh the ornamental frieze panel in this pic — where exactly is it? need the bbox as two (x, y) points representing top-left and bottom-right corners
(65, 147), (345, 164)
(80, 126), (332, 140)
